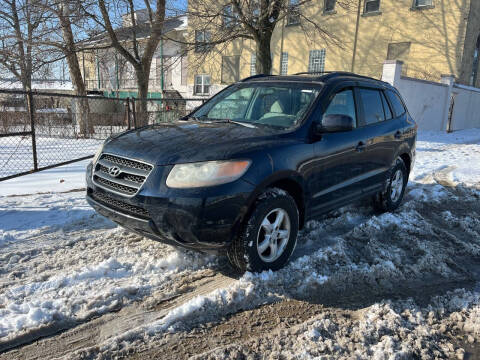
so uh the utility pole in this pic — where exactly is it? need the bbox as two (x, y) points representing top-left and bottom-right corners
(278, 16), (285, 75)
(351, 0), (362, 73)
(160, 37), (164, 95)
(115, 52), (119, 97)
(95, 50), (100, 89)
(82, 51), (86, 84)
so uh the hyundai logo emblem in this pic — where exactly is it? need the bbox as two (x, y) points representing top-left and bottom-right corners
(108, 166), (121, 177)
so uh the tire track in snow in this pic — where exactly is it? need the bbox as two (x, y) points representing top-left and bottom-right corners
(0, 271), (235, 358)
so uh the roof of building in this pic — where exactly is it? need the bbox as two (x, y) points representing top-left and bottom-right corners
(85, 15), (186, 46)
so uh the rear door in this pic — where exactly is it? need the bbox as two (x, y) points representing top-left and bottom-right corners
(353, 84), (404, 193)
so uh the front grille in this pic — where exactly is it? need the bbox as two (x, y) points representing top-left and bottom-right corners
(92, 153), (154, 196)
(90, 190), (150, 219)
(102, 154), (153, 172)
(95, 176), (138, 195)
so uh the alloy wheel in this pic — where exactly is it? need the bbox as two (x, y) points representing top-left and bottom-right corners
(256, 208), (291, 263)
(390, 169), (404, 202)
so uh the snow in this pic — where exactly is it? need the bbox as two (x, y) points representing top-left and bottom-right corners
(0, 80), (73, 91)
(413, 129), (480, 187)
(0, 160), (90, 196)
(0, 190), (216, 343)
(0, 128), (479, 356)
(0, 136), (102, 181)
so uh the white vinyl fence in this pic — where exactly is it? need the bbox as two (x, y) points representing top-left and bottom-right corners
(382, 60), (480, 132)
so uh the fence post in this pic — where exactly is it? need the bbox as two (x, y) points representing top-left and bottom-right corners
(440, 74), (456, 133)
(381, 60), (403, 86)
(27, 91), (38, 171)
(131, 98), (137, 128)
(125, 97), (131, 130)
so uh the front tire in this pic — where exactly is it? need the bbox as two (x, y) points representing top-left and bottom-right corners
(373, 158), (408, 212)
(227, 188), (299, 273)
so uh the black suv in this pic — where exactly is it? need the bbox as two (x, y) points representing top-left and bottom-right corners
(86, 72), (416, 272)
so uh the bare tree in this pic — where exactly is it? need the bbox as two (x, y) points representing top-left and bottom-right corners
(0, 0), (50, 91)
(184, 0), (353, 75)
(84, 0), (166, 124)
(37, 0), (97, 134)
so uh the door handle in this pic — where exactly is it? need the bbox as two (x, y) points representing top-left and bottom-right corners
(394, 131), (402, 139)
(356, 141), (367, 152)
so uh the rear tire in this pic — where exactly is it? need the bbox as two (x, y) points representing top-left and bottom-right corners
(373, 157), (408, 213)
(227, 188), (299, 273)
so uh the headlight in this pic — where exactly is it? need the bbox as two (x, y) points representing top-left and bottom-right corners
(166, 160), (251, 188)
(92, 143), (104, 165)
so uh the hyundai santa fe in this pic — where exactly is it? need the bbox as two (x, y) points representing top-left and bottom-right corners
(86, 72), (416, 272)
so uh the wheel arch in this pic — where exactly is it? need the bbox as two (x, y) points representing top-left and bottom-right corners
(399, 152), (411, 175)
(240, 171), (306, 232)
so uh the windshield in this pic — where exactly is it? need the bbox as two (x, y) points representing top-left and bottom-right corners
(190, 82), (321, 129)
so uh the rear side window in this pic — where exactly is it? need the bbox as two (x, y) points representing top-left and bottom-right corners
(381, 91), (393, 120)
(358, 88), (385, 125)
(385, 90), (406, 117)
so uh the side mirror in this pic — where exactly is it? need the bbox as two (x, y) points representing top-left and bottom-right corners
(316, 114), (355, 133)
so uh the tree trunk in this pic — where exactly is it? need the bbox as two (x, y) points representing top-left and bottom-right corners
(65, 52), (92, 136)
(58, 2), (92, 136)
(135, 65), (150, 126)
(255, 33), (273, 75)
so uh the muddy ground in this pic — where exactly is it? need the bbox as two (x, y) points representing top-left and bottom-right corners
(1, 179), (480, 359)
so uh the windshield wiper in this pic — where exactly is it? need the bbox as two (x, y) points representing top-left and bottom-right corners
(180, 115), (201, 121)
(196, 117), (257, 128)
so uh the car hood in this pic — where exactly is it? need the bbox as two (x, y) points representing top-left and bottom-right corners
(103, 121), (291, 165)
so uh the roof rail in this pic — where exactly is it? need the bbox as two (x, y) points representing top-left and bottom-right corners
(294, 71), (333, 76)
(294, 71), (381, 82)
(240, 74), (272, 82)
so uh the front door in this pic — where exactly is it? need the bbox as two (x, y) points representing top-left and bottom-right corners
(308, 87), (367, 214)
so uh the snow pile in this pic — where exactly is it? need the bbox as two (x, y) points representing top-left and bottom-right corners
(194, 289), (480, 360)
(0, 192), (216, 344)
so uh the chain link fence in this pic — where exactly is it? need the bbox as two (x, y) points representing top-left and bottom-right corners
(0, 89), (206, 181)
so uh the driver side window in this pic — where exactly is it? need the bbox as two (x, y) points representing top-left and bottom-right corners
(324, 89), (357, 128)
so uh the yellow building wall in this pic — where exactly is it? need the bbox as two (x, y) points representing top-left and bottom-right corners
(188, 0), (471, 85)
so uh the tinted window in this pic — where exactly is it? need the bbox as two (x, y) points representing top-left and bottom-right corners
(324, 89), (357, 127)
(386, 90), (406, 117)
(358, 88), (385, 125)
(381, 91), (392, 120)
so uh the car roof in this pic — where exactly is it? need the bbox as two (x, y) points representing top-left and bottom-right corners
(241, 72), (393, 89)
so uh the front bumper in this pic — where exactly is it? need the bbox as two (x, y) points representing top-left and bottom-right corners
(85, 162), (256, 253)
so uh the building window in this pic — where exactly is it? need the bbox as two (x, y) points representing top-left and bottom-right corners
(287, 0), (300, 25)
(223, 5), (238, 27)
(308, 49), (326, 73)
(280, 52), (288, 75)
(364, 0), (380, 13)
(471, 35), (480, 86)
(413, 0), (433, 9)
(221, 55), (240, 83)
(195, 30), (211, 52)
(194, 74), (210, 95)
(324, 0), (336, 12)
(387, 42), (411, 74)
(250, 54), (256, 76)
